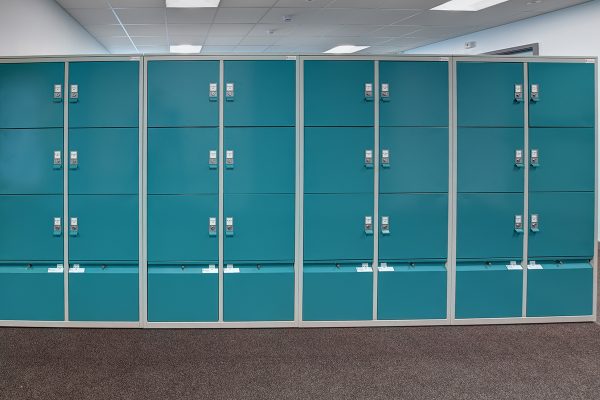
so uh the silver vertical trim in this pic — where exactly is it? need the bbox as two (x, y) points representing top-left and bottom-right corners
(522, 62), (529, 318)
(63, 61), (69, 321)
(373, 60), (379, 320)
(139, 58), (146, 326)
(294, 57), (302, 326)
(447, 57), (455, 323)
(218, 59), (224, 322)
(297, 57), (305, 324)
(593, 58), (598, 321)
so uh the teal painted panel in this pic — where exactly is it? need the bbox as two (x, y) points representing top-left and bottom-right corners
(147, 265), (218, 322)
(304, 193), (374, 261)
(528, 192), (594, 259)
(69, 195), (138, 262)
(148, 60), (219, 128)
(0, 129), (63, 194)
(457, 62), (524, 127)
(529, 128), (594, 192)
(0, 264), (64, 321)
(69, 128), (138, 195)
(379, 61), (449, 127)
(224, 127), (295, 194)
(0, 195), (63, 261)
(378, 264), (446, 320)
(69, 61), (139, 128)
(455, 263), (523, 319)
(304, 127), (374, 193)
(148, 128), (218, 195)
(526, 262), (593, 317)
(0, 62), (64, 129)
(304, 60), (374, 127)
(148, 194), (218, 263)
(379, 194), (447, 261)
(457, 193), (523, 261)
(223, 264), (294, 322)
(379, 127), (448, 193)
(224, 194), (294, 262)
(458, 128), (524, 193)
(224, 60), (295, 127)
(529, 62), (595, 127)
(303, 264), (373, 321)
(69, 264), (138, 322)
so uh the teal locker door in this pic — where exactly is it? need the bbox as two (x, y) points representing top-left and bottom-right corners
(379, 127), (448, 193)
(224, 127), (295, 194)
(304, 193), (374, 262)
(148, 194), (218, 263)
(528, 62), (595, 128)
(148, 128), (218, 195)
(0, 129), (63, 194)
(69, 61), (139, 128)
(304, 60), (374, 127)
(529, 128), (594, 192)
(304, 127), (373, 193)
(457, 193), (523, 260)
(458, 128), (524, 192)
(0, 195), (63, 261)
(69, 128), (138, 195)
(224, 60), (295, 127)
(379, 194), (447, 261)
(224, 194), (294, 263)
(379, 61), (449, 127)
(69, 195), (138, 262)
(528, 192), (594, 259)
(457, 62), (524, 127)
(0, 62), (64, 129)
(147, 60), (219, 128)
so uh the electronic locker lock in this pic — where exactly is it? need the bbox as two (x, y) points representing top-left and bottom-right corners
(530, 84), (540, 102)
(514, 149), (524, 168)
(209, 150), (217, 169)
(69, 84), (78, 102)
(226, 217), (234, 236)
(225, 82), (234, 101)
(364, 150), (373, 168)
(381, 216), (390, 235)
(381, 149), (390, 168)
(208, 217), (217, 236)
(53, 217), (62, 236)
(69, 151), (78, 169)
(380, 83), (390, 101)
(530, 214), (540, 232)
(514, 215), (523, 233)
(364, 83), (373, 101)
(225, 150), (234, 169)
(69, 217), (78, 236)
(530, 149), (539, 167)
(209, 83), (218, 102)
(53, 84), (62, 102)
(53, 150), (62, 169)
(364, 216), (373, 235)
(514, 84), (523, 102)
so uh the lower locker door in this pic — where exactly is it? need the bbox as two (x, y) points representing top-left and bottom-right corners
(303, 263), (373, 321)
(455, 263), (523, 319)
(377, 264), (446, 320)
(68, 264), (138, 321)
(148, 265), (218, 322)
(223, 264), (294, 322)
(0, 264), (64, 321)
(527, 262), (593, 317)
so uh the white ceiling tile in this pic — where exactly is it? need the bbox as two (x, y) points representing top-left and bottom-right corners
(67, 8), (118, 25)
(57, 0), (109, 9)
(124, 24), (167, 36)
(98, 36), (137, 53)
(169, 35), (206, 45)
(274, 0), (332, 7)
(368, 25), (422, 37)
(317, 8), (421, 24)
(116, 8), (165, 24)
(327, 25), (385, 36)
(208, 24), (254, 36)
(259, 7), (319, 24)
(234, 45), (270, 52)
(166, 8), (217, 23)
(247, 24), (297, 37)
(131, 36), (169, 46)
(327, 0), (446, 9)
(290, 24), (336, 36)
(264, 45), (301, 53)
(109, 0), (165, 7)
(214, 8), (270, 23)
(137, 45), (170, 54)
(362, 45), (402, 54)
(204, 36), (244, 45)
(85, 24), (127, 37)
(221, 0), (278, 6)
(239, 36), (281, 45)
(201, 46), (237, 53)
(167, 24), (211, 35)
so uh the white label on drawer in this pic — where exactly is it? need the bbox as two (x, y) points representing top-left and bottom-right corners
(356, 263), (372, 273)
(378, 263), (394, 272)
(69, 264), (85, 273)
(48, 264), (64, 273)
(527, 263), (543, 270)
(224, 264), (240, 273)
(506, 264), (523, 270)
(202, 265), (218, 274)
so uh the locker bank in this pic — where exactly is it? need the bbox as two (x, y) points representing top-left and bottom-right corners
(0, 55), (596, 328)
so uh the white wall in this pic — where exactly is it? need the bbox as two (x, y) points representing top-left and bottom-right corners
(0, 0), (107, 56)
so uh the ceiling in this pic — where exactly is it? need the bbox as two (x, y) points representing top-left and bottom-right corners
(55, 0), (591, 54)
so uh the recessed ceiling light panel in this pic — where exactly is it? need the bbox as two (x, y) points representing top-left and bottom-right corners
(324, 45), (370, 54)
(166, 0), (221, 7)
(432, 0), (509, 11)
(170, 44), (203, 53)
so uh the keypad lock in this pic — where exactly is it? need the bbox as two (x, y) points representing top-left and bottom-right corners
(364, 216), (373, 235)
(530, 84), (540, 102)
(381, 149), (390, 168)
(514, 84), (523, 102)
(514, 149), (523, 167)
(53, 217), (62, 236)
(69, 151), (78, 169)
(381, 83), (390, 101)
(53, 84), (62, 102)
(514, 214), (523, 233)
(69, 84), (78, 102)
(381, 216), (390, 235)
(53, 150), (62, 169)
(364, 149), (373, 168)
(208, 217), (217, 236)
(209, 150), (217, 169)
(209, 83), (218, 102)
(530, 149), (539, 167)
(364, 83), (373, 101)
(530, 214), (540, 232)
(225, 83), (234, 101)
(225, 150), (234, 169)
(226, 217), (234, 236)
(69, 217), (78, 236)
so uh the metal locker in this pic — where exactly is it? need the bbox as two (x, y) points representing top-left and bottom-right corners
(377, 264), (447, 320)
(223, 127), (295, 194)
(148, 128), (218, 195)
(458, 128), (524, 193)
(304, 127), (374, 194)
(0, 195), (63, 261)
(69, 195), (138, 262)
(147, 265), (218, 322)
(68, 61), (139, 128)
(304, 193), (374, 262)
(379, 61), (449, 127)
(147, 60), (219, 128)
(0, 264), (64, 321)
(303, 263), (373, 321)
(148, 194), (218, 263)
(223, 194), (294, 263)
(456, 193), (524, 260)
(379, 194), (447, 261)
(0, 128), (63, 194)
(379, 127), (448, 193)
(528, 128), (594, 192)
(68, 264), (138, 321)
(528, 192), (594, 259)
(457, 62), (524, 127)
(304, 60), (374, 127)
(224, 60), (295, 127)
(0, 62), (64, 129)
(68, 128), (138, 195)
(528, 62), (595, 128)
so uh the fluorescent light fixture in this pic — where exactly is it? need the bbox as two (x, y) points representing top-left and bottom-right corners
(324, 45), (370, 54)
(166, 0), (221, 7)
(432, 0), (509, 11)
(170, 44), (202, 53)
